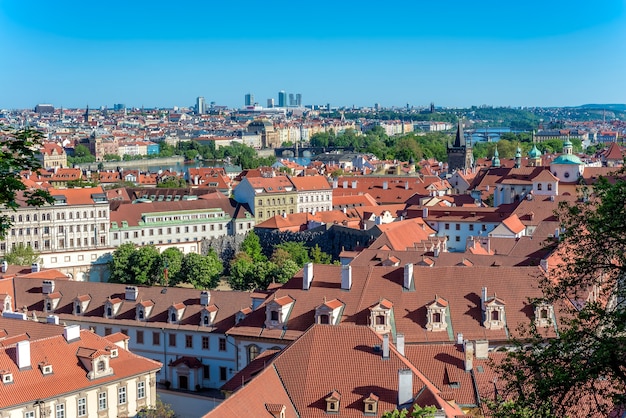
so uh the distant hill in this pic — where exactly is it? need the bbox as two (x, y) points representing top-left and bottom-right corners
(576, 104), (626, 111)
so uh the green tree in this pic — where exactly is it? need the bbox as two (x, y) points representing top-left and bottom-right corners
(73, 144), (92, 158)
(137, 396), (177, 418)
(3, 243), (40, 265)
(129, 245), (161, 285)
(227, 252), (257, 291)
(267, 259), (300, 285)
(156, 247), (184, 286)
(491, 172), (626, 416)
(309, 244), (333, 264)
(108, 243), (137, 283)
(178, 251), (223, 289)
(103, 153), (121, 161)
(240, 231), (266, 263)
(382, 404), (437, 418)
(0, 127), (54, 239)
(157, 177), (187, 188)
(274, 241), (309, 266)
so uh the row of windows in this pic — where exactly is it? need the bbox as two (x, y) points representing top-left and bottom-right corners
(146, 212), (224, 222)
(27, 382), (145, 418)
(443, 223), (488, 231)
(9, 210), (107, 224)
(299, 194), (331, 203)
(107, 328), (228, 351)
(257, 197), (295, 206)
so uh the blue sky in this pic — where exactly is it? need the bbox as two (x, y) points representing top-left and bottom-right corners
(1, 1), (625, 110)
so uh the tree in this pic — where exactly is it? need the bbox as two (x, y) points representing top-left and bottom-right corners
(309, 244), (333, 264)
(73, 144), (92, 158)
(137, 396), (176, 418)
(3, 243), (40, 265)
(155, 247), (184, 286)
(491, 172), (626, 416)
(274, 241), (309, 266)
(382, 404), (437, 418)
(129, 245), (161, 285)
(108, 243), (136, 283)
(178, 251), (223, 289)
(240, 231), (266, 263)
(0, 127), (54, 239)
(227, 252), (257, 291)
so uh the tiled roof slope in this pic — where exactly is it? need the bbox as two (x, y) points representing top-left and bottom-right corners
(228, 264), (556, 344)
(13, 279), (256, 333)
(212, 325), (464, 417)
(0, 328), (161, 409)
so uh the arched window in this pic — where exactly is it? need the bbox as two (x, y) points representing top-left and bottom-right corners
(75, 304), (81, 314)
(46, 302), (52, 311)
(203, 315), (209, 325)
(138, 310), (144, 320)
(107, 307), (112, 317)
(171, 312), (177, 322)
(247, 344), (260, 364)
(540, 309), (548, 319)
(537, 183), (542, 190)
(547, 183), (553, 191)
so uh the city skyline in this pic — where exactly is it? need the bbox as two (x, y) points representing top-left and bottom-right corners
(1, 1), (625, 110)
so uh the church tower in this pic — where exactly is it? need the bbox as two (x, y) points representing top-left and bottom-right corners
(447, 120), (473, 172)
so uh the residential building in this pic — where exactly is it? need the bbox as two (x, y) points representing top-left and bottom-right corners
(13, 279), (260, 391)
(289, 175), (332, 213)
(37, 142), (68, 168)
(233, 176), (298, 223)
(0, 317), (161, 418)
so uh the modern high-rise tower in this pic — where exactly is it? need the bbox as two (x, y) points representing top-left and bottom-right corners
(196, 96), (205, 115)
(296, 93), (302, 107)
(245, 93), (254, 107)
(267, 98), (275, 108)
(278, 91), (287, 107)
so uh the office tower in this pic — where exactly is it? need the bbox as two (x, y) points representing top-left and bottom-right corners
(196, 96), (205, 115)
(289, 93), (295, 107)
(296, 93), (302, 107)
(267, 98), (275, 108)
(374, 103), (380, 111)
(278, 91), (287, 107)
(113, 103), (126, 111)
(245, 93), (254, 107)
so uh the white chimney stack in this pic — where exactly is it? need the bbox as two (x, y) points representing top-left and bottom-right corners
(1, 261), (7, 273)
(475, 340), (489, 359)
(63, 324), (81, 342)
(422, 207), (428, 219)
(464, 340), (474, 371)
(200, 290), (210, 306)
(403, 263), (414, 290)
(333, 179), (338, 189)
(383, 181), (388, 190)
(47, 315), (59, 325)
(343, 180), (348, 189)
(303, 263), (314, 290)
(396, 334), (405, 356)
(16, 340), (31, 370)
(398, 369), (413, 407)
(382, 334), (390, 359)
(540, 259), (549, 273)
(31, 263), (40, 273)
(42, 280), (55, 294)
(341, 265), (352, 290)
(125, 286), (138, 301)
(456, 332), (464, 345)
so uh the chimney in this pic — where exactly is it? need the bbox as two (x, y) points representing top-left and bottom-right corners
(352, 180), (357, 189)
(63, 324), (81, 342)
(1, 260), (7, 273)
(403, 263), (414, 290)
(303, 263), (314, 290)
(464, 340), (474, 371)
(540, 259), (549, 273)
(396, 334), (405, 356)
(554, 228), (560, 240)
(42, 280), (55, 294)
(125, 286), (138, 301)
(405, 181), (409, 190)
(31, 263), (40, 273)
(382, 334), (390, 359)
(456, 332), (464, 345)
(333, 179), (338, 189)
(200, 290), (210, 306)
(341, 265), (352, 290)
(481, 287), (487, 311)
(422, 207), (428, 219)
(343, 180), (348, 189)
(398, 369), (413, 407)
(383, 181), (388, 190)
(46, 315), (59, 325)
(475, 340), (489, 359)
(16, 340), (31, 370)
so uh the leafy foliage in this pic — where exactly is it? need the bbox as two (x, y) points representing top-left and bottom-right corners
(137, 396), (177, 418)
(382, 404), (437, 418)
(0, 127), (54, 239)
(178, 250), (223, 289)
(490, 171), (626, 416)
(3, 243), (41, 265)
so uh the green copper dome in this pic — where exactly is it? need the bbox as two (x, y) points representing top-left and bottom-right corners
(528, 144), (541, 158)
(552, 154), (583, 165)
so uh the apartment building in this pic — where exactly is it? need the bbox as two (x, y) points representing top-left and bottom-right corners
(0, 317), (161, 418)
(233, 176), (298, 223)
(288, 175), (333, 214)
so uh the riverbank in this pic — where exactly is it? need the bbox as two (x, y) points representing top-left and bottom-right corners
(75, 156), (185, 171)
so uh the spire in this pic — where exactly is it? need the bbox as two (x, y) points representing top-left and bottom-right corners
(454, 119), (465, 147)
(492, 145), (501, 168)
(514, 145), (522, 168)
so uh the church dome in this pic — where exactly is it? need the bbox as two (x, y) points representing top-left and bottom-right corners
(552, 154), (583, 165)
(528, 144), (541, 159)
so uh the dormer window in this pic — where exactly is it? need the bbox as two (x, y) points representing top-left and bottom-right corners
(483, 296), (506, 330)
(315, 299), (344, 326)
(534, 302), (555, 328)
(107, 307), (112, 316)
(73, 295), (90, 316)
(41, 364), (53, 375)
(369, 299), (393, 334)
(426, 296), (448, 332)
(104, 298), (122, 319)
(44, 292), (62, 313)
(1, 371), (13, 384)
(136, 300), (154, 321)
(264, 295), (295, 330)
(168, 303), (185, 324)
(171, 312), (177, 322)
(200, 305), (218, 327)
(325, 390), (341, 413)
(98, 361), (106, 372)
(363, 393), (379, 415)
(138, 310), (144, 320)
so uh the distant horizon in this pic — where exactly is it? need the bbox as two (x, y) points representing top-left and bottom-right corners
(1, 1), (625, 110)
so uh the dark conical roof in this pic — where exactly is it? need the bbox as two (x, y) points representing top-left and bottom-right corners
(454, 120), (465, 147)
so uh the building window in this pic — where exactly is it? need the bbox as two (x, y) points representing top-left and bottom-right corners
(219, 338), (226, 351)
(469, 224), (474, 231)
(25, 411), (35, 418)
(98, 392), (107, 411)
(319, 314), (330, 324)
(247, 345), (260, 363)
(185, 335), (193, 348)
(118, 386), (127, 405)
(455, 236), (460, 242)
(491, 310), (499, 321)
(77, 397), (86, 416)
(98, 360), (106, 372)
(203, 365), (210, 380)
(137, 381), (146, 399)
(152, 332), (160, 345)
(537, 183), (543, 190)
(455, 223), (460, 230)
(104, 327), (112, 336)
(547, 183), (553, 191)
(137, 330), (144, 344)
(219, 367), (227, 381)
(376, 315), (385, 325)
(202, 336), (209, 350)
(444, 223), (449, 230)
(270, 310), (279, 321)
(55, 403), (65, 418)
(169, 333), (176, 347)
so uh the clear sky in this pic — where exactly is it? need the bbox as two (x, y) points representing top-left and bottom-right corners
(1, 0), (625, 110)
